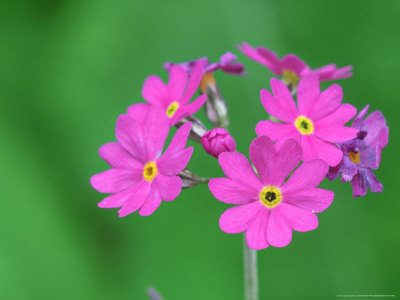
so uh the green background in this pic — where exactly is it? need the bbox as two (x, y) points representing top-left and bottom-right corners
(1, 0), (399, 299)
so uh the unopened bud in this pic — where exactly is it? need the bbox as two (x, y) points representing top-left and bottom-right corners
(200, 73), (229, 128)
(176, 115), (207, 143)
(201, 128), (236, 158)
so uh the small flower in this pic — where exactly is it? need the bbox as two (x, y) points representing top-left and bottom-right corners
(209, 136), (334, 250)
(164, 52), (246, 77)
(256, 75), (359, 167)
(328, 105), (389, 197)
(238, 42), (352, 90)
(128, 60), (207, 126)
(201, 128), (236, 158)
(90, 107), (193, 217)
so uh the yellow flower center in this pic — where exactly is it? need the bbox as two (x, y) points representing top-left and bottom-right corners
(348, 152), (360, 164)
(295, 116), (314, 135)
(282, 70), (300, 90)
(166, 101), (179, 118)
(143, 161), (158, 181)
(199, 72), (216, 94)
(259, 186), (282, 208)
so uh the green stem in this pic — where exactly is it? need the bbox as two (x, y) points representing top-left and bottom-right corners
(243, 235), (259, 300)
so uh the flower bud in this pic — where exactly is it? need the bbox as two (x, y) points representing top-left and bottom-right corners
(201, 128), (236, 158)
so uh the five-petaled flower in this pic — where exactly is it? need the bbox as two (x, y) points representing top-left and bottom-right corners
(90, 108), (193, 217)
(209, 136), (334, 250)
(256, 75), (359, 167)
(328, 105), (389, 197)
(127, 60), (207, 126)
(238, 42), (352, 90)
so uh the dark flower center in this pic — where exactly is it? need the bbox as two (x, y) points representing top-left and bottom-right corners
(264, 192), (276, 202)
(301, 121), (309, 130)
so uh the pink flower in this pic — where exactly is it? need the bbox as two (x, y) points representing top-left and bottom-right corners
(90, 107), (193, 217)
(255, 75), (359, 166)
(238, 42), (352, 89)
(201, 128), (236, 158)
(209, 136), (334, 250)
(127, 60), (207, 126)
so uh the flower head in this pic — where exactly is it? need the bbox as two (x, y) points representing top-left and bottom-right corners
(256, 75), (359, 166)
(328, 105), (389, 197)
(201, 128), (236, 158)
(164, 52), (246, 76)
(90, 107), (193, 217)
(238, 42), (352, 90)
(128, 60), (207, 126)
(209, 136), (334, 250)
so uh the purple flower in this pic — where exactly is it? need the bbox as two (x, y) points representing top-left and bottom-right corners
(238, 42), (352, 90)
(164, 52), (246, 76)
(90, 107), (193, 217)
(201, 128), (236, 158)
(328, 105), (389, 197)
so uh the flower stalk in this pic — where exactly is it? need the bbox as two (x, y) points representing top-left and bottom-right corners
(243, 235), (259, 300)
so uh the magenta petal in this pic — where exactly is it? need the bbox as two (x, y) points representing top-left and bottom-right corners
(310, 84), (343, 120)
(238, 42), (271, 68)
(310, 136), (343, 167)
(249, 136), (275, 185)
(127, 103), (151, 124)
(314, 125), (359, 143)
(99, 142), (143, 169)
(142, 75), (168, 107)
(300, 135), (318, 161)
(283, 188), (334, 213)
(280, 54), (308, 75)
(219, 201), (262, 234)
(180, 60), (204, 104)
(256, 47), (281, 74)
(218, 151), (263, 192)
(172, 94), (207, 125)
(138, 188), (162, 216)
(266, 207), (292, 247)
(90, 168), (142, 193)
(209, 178), (259, 204)
(168, 65), (187, 100)
(246, 208), (270, 250)
(260, 87), (297, 123)
(274, 139), (302, 186)
(297, 75), (320, 116)
(154, 174), (182, 201)
(279, 203), (318, 232)
(255, 120), (299, 141)
(270, 78), (298, 116)
(282, 159), (328, 193)
(317, 104), (357, 126)
(352, 104), (369, 128)
(118, 180), (151, 217)
(157, 122), (193, 175)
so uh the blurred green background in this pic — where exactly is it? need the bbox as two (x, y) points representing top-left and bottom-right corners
(1, 0), (399, 299)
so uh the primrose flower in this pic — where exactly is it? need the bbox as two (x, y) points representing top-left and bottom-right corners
(201, 128), (236, 158)
(209, 136), (334, 250)
(127, 60), (207, 126)
(90, 108), (193, 217)
(328, 105), (389, 197)
(256, 75), (359, 167)
(238, 42), (352, 90)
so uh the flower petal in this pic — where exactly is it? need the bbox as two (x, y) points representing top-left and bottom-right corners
(99, 142), (143, 169)
(300, 135), (318, 161)
(310, 83), (342, 120)
(255, 120), (299, 141)
(274, 139), (302, 186)
(316, 104), (357, 126)
(283, 188), (334, 213)
(270, 78), (298, 117)
(117, 180), (152, 217)
(249, 136), (275, 185)
(279, 203), (318, 232)
(280, 54), (308, 75)
(266, 207), (292, 247)
(180, 60), (204, 104)
(219, 201), (262, 234)
(314, 125), (359, 143)
(246, 208), (270, 250)
(172, 94), (207, 125)
(127, 103), (151, 124)
(168, 65), (187, 100)
(310, 136), (343, 167)
(209, 178), (259, 204)
(282, 159), (328, 193)
(297, 75), (320, 116)
(142, 75), (169, 107)
(138, 188), (162, 216)
(154, 174), (182, 201)
(157, 122), (193, 175)
(260, 86), (297, 123)
(90, 168), (142, 193)
(218, 151), (263, 192)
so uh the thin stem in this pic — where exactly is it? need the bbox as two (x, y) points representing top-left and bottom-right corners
(243, 235), (259, 300)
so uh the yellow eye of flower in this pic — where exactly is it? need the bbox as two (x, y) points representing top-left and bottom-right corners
(282, 70), (300, 90)
(166, 102), (179, 118)
(295, 116), (314, 135)
(143, 161), (158, 181)
(259, 186), (282, 208)
(348, 152), (360, 164)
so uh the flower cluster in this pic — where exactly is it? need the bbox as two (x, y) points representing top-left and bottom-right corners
(91, 43), (388, 251)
